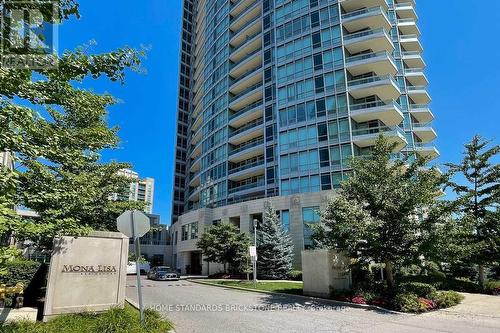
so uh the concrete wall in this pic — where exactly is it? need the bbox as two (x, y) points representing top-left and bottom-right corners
(302, 250), (351, 298)
(43, 231), (128, 321)
(169, 191), (337, 273)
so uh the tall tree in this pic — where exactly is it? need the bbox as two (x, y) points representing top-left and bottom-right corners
(445, 136), (499, 286)
(312, 136), (445, 287)
(0, 1), (145, 249)
(257, 204), (294, 279)
(197, 223), (251, 274)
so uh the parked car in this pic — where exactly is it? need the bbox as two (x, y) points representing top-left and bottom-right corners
(147, 266), (180, 281)
(127, 261), (151, 275)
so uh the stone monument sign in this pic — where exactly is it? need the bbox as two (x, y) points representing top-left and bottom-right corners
(43, 231), (128, 321)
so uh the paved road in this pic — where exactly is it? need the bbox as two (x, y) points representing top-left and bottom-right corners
(126, 277), (500, 333)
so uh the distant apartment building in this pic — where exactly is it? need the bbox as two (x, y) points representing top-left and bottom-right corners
(170, 0), (437, 275)
(113, 169), (155, 214)
(0, 152), (13, 170)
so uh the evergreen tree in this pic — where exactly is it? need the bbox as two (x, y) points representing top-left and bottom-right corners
(257, 203), (294, 279)
(312, 136), (445, 287)
(445, 135), (499, 286)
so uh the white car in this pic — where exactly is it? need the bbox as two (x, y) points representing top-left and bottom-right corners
(127, 261), (151, 275)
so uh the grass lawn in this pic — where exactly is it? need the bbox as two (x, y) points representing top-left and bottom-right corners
(206, 280), (303, 295)
(2, 304), (173, 333)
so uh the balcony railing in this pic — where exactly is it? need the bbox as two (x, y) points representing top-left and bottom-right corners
(407, 85), (427, 92)
(348, 74), (396, 88)
(230, 48), (261, 69)
(229, 138), (264, 156)
(344, 28), (386, 41)
(229, 83), (262, 103)
(231, 32), (261, 54)
(346, 50), (393, 64)
(231, 15), (260, 38)
(350, 99), (401, 111)
(229, 159), (264, 175)
(228, 179), (265, 194)
(230, 65), (262, 86)
(231, 0), (259, 23)
(229, 118), (263, 138)
(352, 125), (405, 137)
(229, 101), (262, 120)
(342, 6), (386, 20)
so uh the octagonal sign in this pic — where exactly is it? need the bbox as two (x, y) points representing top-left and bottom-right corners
(117, 210), (150, 238)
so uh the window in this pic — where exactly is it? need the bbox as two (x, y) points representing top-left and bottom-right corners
(319, 148), (329, 167)
(303, 207), (320, 249)
(318, 123), (328, 142)
(321, 173), (331, 190)
(281, 210), (290, 232)
(312, 32), (321, 48)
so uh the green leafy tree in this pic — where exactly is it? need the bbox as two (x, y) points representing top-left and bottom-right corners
(0, 1), (145, 249)
(197, 223), (251, 274)
(445, 136), (499, 286)
(312, 136), (445, 287)
(257, 204), (294, 279)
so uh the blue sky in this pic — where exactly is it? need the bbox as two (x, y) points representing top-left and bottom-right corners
(59, 1), (500, 225)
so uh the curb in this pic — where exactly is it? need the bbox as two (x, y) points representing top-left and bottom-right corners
(126, 298), (177, 333)
(187, 279), (403, 315)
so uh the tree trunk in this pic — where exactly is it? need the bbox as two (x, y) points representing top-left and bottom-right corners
(223, 262), (227, 274)
(385, 261), (395, 288)
(478, 265), (485, 288)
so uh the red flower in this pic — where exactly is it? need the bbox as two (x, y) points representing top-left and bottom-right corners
(418, 297), (436, 310)
(351, 296), (367, 304)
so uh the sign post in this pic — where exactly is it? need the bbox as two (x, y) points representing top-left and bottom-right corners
(117, 210), (150, 326)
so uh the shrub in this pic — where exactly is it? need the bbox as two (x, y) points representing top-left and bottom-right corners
(0, 260), (41, 287)
(288, 270), (302, 281)
(399, 282), (437, 298)
(2, 304), (173, 333)
(399, 275), (481, 293)
(430, 290), (464, 309)
(393, 293), (427, 313)
(484, 280), (500, 295)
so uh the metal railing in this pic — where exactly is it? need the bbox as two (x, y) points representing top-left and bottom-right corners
(230, 65), (262, 87)
(346, 51), (393, 64)
(229, 118), (263, 137)
(342, 6), (386, 20)
(231, 0), (259, 23)
(229, 83), (262, 103)
(344, 28), (387, 41)
(350, 99), (401, 111)
(231, 32), (261, 54)
(352, 125), (405, 137)
(229, 101), (263, 120)
(230, 48), (261, 69)
(229, 138), (264, 156)
(229, 159), (264, 175)
(228, 179), (265, 194)
(348, 74), (396, 87)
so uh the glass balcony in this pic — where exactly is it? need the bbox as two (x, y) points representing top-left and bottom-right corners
(228, 118), (264, 145)
(342, 6), (391, 33)
(407, 85), (431, 104)
(350, 99), (404, 126)
(228, 138), (264, 163)
(414, 143), (440, 161)
(229, 32), (262, 63)
(229, 82), (263, 110)
(230, 48), (262, 75)
(404, 68), (428, 86)
(230, 14), (262, 47)
(348, 74), (401, 100)
(340, 0), (389, 12)
(395, 2), (417, 20)
(346, 51), (397, 77)
(230, 0), (260, 32)
(229, 100), (263, 127)
(352, 125), (408, 151)
(400, 34), (422, 52)
(228, 159), (265, 181)
(413, 123), (437, 143)
(344, 28), (394, 54)
(401, 51), (426, 69)
(229, 65), (262, 95)
(228, 179), (265, 195)
(398, 18), (420, 35)
(409, 104), (434, 123)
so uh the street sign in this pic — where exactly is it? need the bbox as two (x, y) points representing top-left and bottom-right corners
(117, 210), (150, 238)
(116, 210), (150, 326)
(249, 246), (257, 257)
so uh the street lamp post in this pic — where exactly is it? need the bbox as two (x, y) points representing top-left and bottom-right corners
(253, 218), (258, 285)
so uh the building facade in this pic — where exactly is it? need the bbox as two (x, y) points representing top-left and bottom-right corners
(114, 169), (155, 214)
(128, 214), (172, 266)
(171, 0), (436, 274)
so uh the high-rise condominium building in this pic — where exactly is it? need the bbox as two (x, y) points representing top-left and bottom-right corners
(170, 0), (437, 274)
(114, 169), (155, 214)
